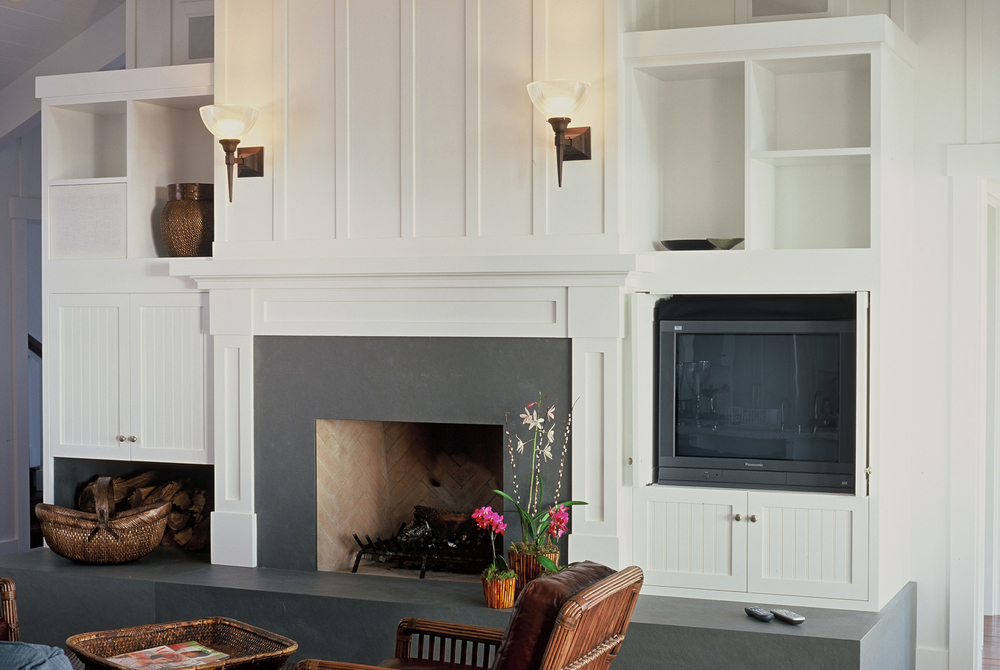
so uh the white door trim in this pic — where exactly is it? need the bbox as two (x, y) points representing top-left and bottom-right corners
(946, 144), (994, 669)
(7, 195), (40, 553)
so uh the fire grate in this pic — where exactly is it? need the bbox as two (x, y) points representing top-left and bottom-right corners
(351, 506), (494, 579)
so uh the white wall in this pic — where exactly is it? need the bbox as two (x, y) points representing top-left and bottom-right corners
(911, 0), (997, 666)
(0, 123), (41, 554)
(0, 3), (126, 142)
(213, 0), (616, 259)
(0, 2), (125, 554)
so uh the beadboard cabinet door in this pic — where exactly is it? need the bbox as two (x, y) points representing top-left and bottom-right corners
(47, 292), (211, 464)
(129, 293), (211, 464)
(746, 491), (869, 600)
(633, 486), (748, 591)
(47, 294), (131, 460)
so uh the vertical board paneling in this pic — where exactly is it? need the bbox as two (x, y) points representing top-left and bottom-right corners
(633, 487), (747, 591)
(350, 0), (402, 239)
(584, 350), (605, 522)
(334, 0), (351, 238)
(748, 492), (868, 599)
(414, 0), (466, 238)
(131, 297), (208, 460)
(400, 0), (415, 238)
(224, 346), (241, 501)
(664, 500), (678, 571)
(544, 0), (605, 236)
(259, 0), (609, 249)
(49, 296), (130, 460)
(480, 0), (533, 237)
(286, 0), (337, 240)
(220, 0), (274, 242)
(60, 307), (119, 447)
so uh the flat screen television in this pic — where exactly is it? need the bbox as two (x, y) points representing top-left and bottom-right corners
(656, 295), (857, 493)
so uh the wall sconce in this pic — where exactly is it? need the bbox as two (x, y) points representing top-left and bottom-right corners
(526, 80), (592, 187)
(198, 104), (264, 202)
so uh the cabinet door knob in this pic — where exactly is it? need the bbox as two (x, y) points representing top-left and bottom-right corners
(117, 435), (126, 442)
(749, 514), (758, 523)
(128, 435), (137, 442)
(734, 514), (743, 522)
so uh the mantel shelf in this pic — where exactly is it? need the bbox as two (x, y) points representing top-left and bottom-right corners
(169, 254), (655, 288)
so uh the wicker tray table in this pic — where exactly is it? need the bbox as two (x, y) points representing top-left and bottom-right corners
(66, 617), (298, 670)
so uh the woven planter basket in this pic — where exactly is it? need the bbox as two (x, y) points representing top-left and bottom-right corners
(67, 617), (297, 670)
(36, 477), (170, 564)
(481, 576), (516, 609)
(507, 548), (559, 596)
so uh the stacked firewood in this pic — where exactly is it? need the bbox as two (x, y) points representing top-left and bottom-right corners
(78, 472), (210, 551)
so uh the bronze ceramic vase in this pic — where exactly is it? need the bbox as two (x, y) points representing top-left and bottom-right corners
(160, 183), (214, 257)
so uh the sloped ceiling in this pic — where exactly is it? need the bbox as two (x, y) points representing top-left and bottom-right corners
(0, 0), (122, 90)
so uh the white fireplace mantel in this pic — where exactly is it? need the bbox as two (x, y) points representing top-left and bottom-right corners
(170, 253), (648, 569)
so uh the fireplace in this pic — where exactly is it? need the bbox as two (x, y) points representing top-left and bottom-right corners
(315, 419), (502, 574)
(254, 335), (572, 572)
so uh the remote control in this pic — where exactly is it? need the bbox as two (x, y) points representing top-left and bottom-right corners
(770, 609), (805, 625)
(745, 606), (774, 622)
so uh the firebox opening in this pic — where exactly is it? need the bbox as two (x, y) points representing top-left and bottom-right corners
(316, 419), (503, 580)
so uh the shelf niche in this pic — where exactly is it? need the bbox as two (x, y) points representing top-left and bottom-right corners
(130, 95), (215, 259)
(749, 54), (871, 152)
(632, 61), (746, 247)
(47, 102), (127, 180)
(748, 54), (872, 250)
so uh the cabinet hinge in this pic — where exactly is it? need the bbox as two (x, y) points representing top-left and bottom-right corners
(864, 466), (872, 477)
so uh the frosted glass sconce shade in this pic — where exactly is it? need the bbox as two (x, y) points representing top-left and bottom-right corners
(198, 105), (264, 202)
(526, 80), (590, 118)
(526, 80), (592, 187)
(199, 105), (258, 139)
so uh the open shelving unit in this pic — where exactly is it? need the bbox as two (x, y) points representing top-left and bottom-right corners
(39, 63), (214, 263)
(623, 14), (917, 612)
(623, 15), (915, 256)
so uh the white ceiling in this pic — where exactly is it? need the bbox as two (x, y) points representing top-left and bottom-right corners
(0, 0), (123, 91)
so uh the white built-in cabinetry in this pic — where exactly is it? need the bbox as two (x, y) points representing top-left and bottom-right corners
(624, 15), (914, 611)
(47, 293), (210, 464)
(38, 64), (215, 500)
(624, 16), (914, 252)
(633, 487), (868, 601)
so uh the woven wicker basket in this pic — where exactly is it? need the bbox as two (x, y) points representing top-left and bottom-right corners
(67, 617), (298, 670)
(36, 477), (170, 564)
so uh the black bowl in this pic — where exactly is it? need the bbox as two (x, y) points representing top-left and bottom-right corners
(660, 239), (717, 251)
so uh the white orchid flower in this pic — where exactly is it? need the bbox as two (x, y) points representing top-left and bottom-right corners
(516, 437), (525, 454)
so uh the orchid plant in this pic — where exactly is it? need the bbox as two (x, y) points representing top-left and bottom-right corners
(496, 394), (585, 572)
(473, 506), (515, 581)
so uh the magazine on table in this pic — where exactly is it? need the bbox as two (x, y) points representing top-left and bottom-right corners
(108, 641), (229, 669)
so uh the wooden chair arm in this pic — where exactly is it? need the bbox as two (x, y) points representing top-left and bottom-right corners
(295, 661), (385, 670)
(394, 618), (506, 667)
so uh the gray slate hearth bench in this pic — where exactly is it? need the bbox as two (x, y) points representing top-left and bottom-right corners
(0, 549), (914, 670)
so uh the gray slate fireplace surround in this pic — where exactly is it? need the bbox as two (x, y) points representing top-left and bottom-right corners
(254, 336), (572, 571)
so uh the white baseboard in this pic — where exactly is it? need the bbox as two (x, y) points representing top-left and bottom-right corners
(210, 511), (257, 567)
(916, 647), (949, 670)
